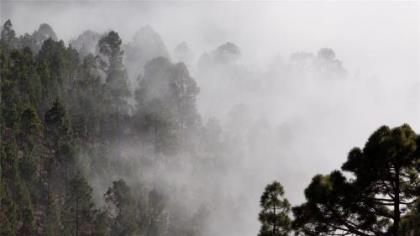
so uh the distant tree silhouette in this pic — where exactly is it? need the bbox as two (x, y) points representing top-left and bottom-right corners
(258, 181), (291, 236)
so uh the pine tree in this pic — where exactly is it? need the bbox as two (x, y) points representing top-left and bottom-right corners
(1, 20), (17, 48)
(44, 192), (62, 236)
(45, 99), (77, 190)
(16, 182), (35, 236)
(292, 124), (420, 236)
(104, 179), (138, 236)
(19, 105), (43, 150)
(44, 99), (71, 147)
(400, 199), (420, 236)
(62, 175), (96, 236)
(0, 140), (18, 236)
(97, 31), (130, 139)
(258, 181), (291, 236)
(98, 31), (130, 114)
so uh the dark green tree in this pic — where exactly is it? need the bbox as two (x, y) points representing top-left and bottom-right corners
(0, 192), (17, 236)
(1, 20), (17, 48)
(17, 108), (41, 197)
(293, 124), (420, 236)
(97, 31), (130, 138)
(258, 181), (291, 236)
(104, 179), (138, 236)
(45, 100), (77, 189)
(98, 31), (130, 112)
(0, 151), (18, 236)
(292, 171), (380, 236)
(70, 54), (103, 139)
(0, 180), (18, 236)
(18, 151), (37, 189)
(400, 199), (420, 236)
(44, 99), (71, 147)
(37, 38), (80, 108)
(16, 183), (35, 236)
(19, 105), (43, 149)
(93, 210), (109, 236)
(0, 47), (21, 130)
(62, 175), (96, 236)
(1, 136), (35, 236)
(146, 188), (168, 236)
(45, 192), (62, 236)
(134, 57), (200, 154)
(9, 48), (42, 108)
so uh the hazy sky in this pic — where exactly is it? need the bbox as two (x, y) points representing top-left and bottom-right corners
(2, 1), (420, 75)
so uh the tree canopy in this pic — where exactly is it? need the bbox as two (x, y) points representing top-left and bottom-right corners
(292, 124), (420, 236)
(258, 181), (291, 236)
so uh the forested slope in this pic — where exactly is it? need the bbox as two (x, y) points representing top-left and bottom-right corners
(0, 19), (419, 236)
(0, 19), (213, 236)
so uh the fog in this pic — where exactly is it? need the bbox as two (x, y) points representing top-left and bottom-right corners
(2, 1), (420, 236)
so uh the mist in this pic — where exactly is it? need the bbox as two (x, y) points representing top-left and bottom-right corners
(2, 1), (420, 236)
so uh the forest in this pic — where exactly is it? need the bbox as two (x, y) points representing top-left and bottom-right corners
(0, 17), (419, 236)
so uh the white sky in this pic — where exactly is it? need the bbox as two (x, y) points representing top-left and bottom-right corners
(2, 1), (419, 74)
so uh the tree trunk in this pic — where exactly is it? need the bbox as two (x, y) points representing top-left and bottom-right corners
(393, 167), (400, 236)
(272, 200), (276, 235)
(75, 198), (79, 236)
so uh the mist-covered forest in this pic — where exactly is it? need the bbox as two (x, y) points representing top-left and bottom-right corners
(0, 2), (419, 236)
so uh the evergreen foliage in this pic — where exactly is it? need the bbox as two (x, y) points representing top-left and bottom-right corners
(258, 181), (291, 236)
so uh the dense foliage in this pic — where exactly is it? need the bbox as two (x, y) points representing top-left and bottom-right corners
(258, 181), (291, 236)
(261, 125), (419, 236)
(0, 20), (211, 236)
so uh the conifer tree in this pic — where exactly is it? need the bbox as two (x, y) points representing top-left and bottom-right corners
(62, 175), (96, 236)
(105, 179), (138, 236)
(1, 19), (17, 48)
(258, 181), (291, 236)
(293, 124), (420, 236)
